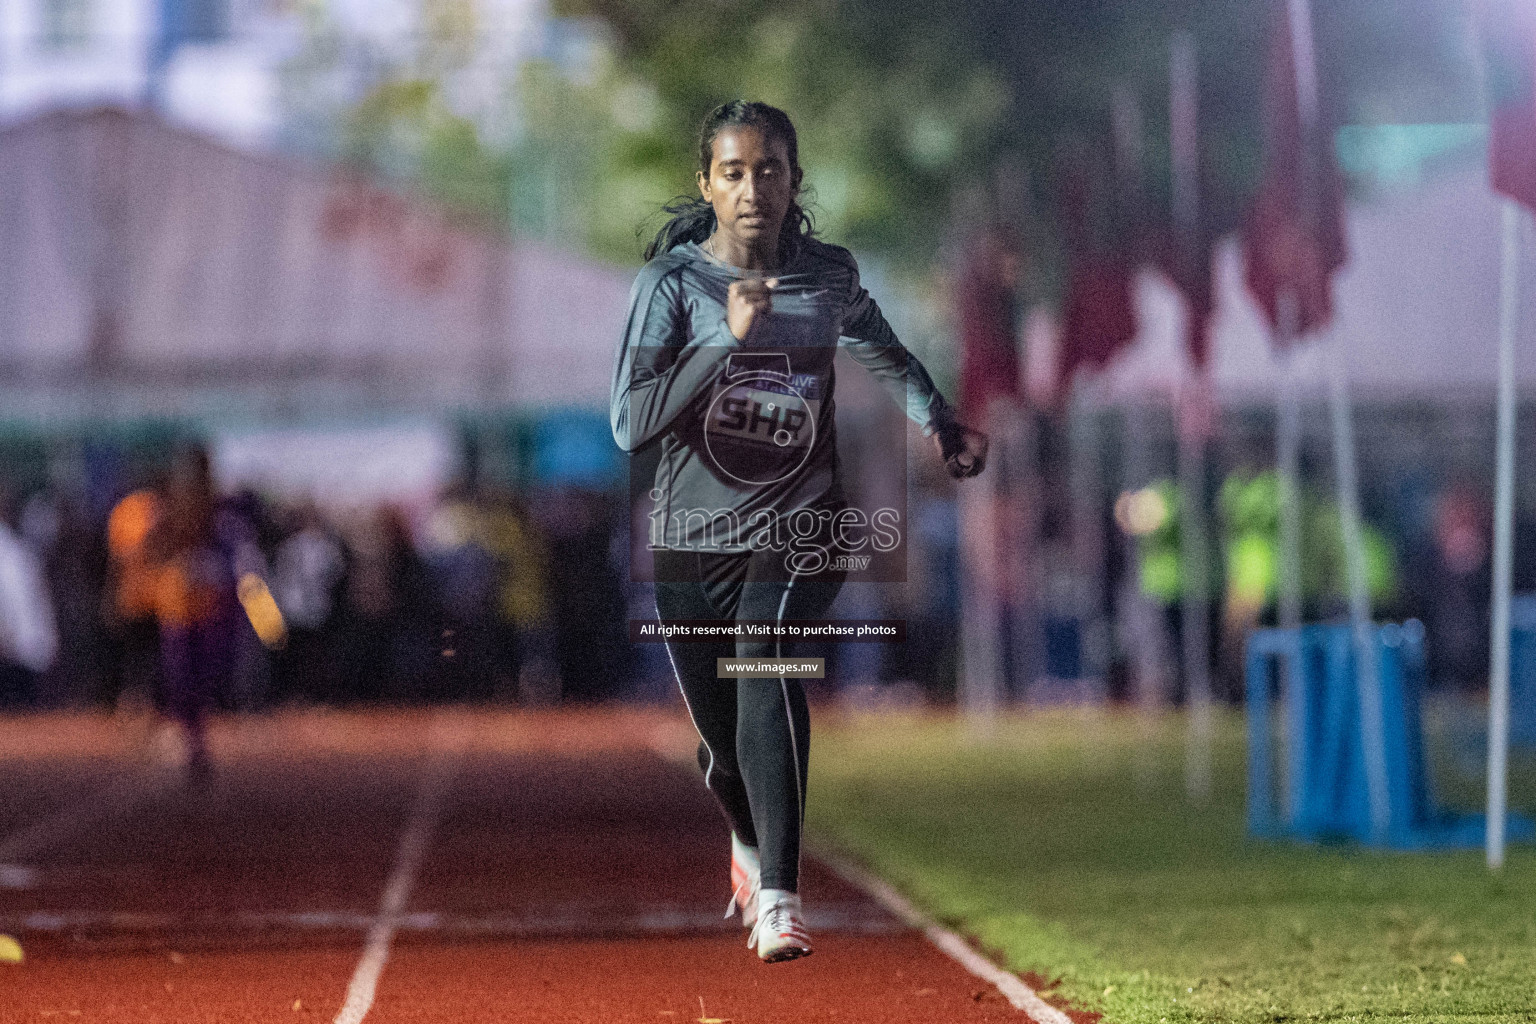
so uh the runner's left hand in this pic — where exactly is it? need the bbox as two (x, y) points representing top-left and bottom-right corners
(933, 422), (988, 479)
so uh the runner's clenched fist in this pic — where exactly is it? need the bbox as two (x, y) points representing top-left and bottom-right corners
(932, 420), (989, 479)
(726, 277), (779, 341)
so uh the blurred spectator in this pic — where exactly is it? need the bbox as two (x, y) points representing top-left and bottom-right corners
(1428, 482), (1491, 693)
(480, 489), (557, 703)
(337, 512), (390, 703)
(222, 489), (277, 710)
(145, 445), (237, 777)
(622, 496), (673, 703)
(0, 488), (59, 706)
(105, 485), (165, 710)
(899, 459), (962, 699)
(22, 477), (110, 706)
(271, 503), (346, 703)
(343, 506), (437, 703)
(421, 489), (500, 701)
(537, 487), (627, 703)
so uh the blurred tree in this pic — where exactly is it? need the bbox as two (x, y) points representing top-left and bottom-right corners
(533, 1), (1011, 264)
(548, 0), (1482, 282)
(343, 78), (512, 222)
(277, 0), (516, 230)
(274, 0), (1482, 281)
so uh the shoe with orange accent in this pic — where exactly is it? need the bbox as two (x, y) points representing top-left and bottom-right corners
(749, 889), (812, 963)
(724, 833), (761, 929)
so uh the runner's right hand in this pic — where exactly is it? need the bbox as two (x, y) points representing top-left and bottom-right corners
(726, 277), (778, 341)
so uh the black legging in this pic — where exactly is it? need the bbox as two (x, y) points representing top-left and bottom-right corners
(654, 547), (844, 892)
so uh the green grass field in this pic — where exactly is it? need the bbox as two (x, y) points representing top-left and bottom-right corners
(805, 708), (1536, 1023)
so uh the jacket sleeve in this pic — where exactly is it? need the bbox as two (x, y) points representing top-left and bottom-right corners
(610, 261), (737, 453)
(834, 249), (957, 436)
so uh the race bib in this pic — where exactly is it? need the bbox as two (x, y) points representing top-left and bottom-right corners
(703, 353), (821, 487)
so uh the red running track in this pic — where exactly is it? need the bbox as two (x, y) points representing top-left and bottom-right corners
(0, 708), (1048, 1023)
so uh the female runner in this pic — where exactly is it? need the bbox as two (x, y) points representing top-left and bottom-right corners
(611, 100), (988, 962)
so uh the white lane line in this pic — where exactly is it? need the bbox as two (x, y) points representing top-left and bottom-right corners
(810, 846), (1073, 1024)
(0, 903), (898, 937)
(0, 765), (170, 864)
(645, 734), (1069, 1023)
(333, 719), (466, 1024)
(0, 864), (40, 888)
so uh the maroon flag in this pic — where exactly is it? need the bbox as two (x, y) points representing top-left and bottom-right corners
(1165, 31), (1214, 370)
(1058, 258), (1137, 400)
(957, 228), (1024, 421)
(1243, 0), (1346, 343)
(1054, 144), (1139, 400)
(1157, 223), (1215, 369)
(1488, 15), (1536, 212)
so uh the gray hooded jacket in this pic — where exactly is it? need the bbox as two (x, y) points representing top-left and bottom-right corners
(611, 237), (955, 552)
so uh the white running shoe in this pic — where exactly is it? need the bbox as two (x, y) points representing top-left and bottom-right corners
(749, 889), (813, 963)
(724, 833), (761, 929)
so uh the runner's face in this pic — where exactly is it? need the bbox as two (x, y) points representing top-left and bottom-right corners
(697, 127), (797, 253)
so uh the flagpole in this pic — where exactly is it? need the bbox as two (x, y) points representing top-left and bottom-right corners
(1180, 389), (1214, 800)
(1272, 294), (1304, 829)
(1113, 81), (1173, 786)
(1124, 395), (1171, 795)
(959, 402), (1004, 730)
(1486, 198), (1521, 870)
(1273, 297), (1306, 829)
(1471, 0), (1528, 873)
(1069, 385), (1107, 697)
(1278, 0), (1317, 639)
(1275, 294), (1304, 635)
(1280, 0), (1390, 841)
(1171, 29), (1214, 802)
(1326, 337), (1391, 843)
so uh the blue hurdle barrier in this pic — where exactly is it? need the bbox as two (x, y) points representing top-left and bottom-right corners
(1246, 620), (1534, 849)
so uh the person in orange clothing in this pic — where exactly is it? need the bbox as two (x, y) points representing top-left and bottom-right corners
(105, 486), (164, 711)
(143, 446), (237, 777)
